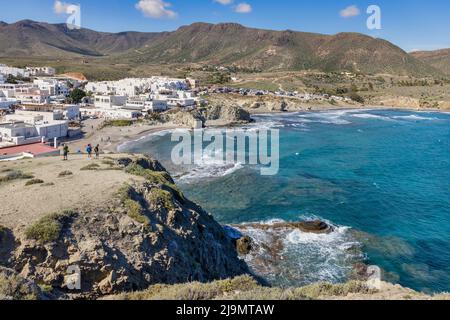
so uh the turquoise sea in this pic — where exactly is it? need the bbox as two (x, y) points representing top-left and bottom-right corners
(120, 109), (450, 293)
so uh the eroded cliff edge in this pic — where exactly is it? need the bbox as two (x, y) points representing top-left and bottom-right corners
(0, 155), (249, 299)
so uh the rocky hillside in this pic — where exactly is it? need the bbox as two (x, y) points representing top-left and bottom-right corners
(126, 23), (439, 76)
(0, 20), (441, 76)
(411, 48), (450, 75)
(0, 20), (161, 57)
(0, 154), (249, 299)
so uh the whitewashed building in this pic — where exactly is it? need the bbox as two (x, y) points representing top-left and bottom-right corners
(33, 78), (70, 97)
(125, 98), (168, 112)
(0, 64), (30, 78)
(94, 95), (127, 109)
(0, 122), (41, 146)
(26, 66), (56, 77)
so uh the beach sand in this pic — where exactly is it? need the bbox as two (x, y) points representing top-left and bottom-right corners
(66, 122), (180, 154)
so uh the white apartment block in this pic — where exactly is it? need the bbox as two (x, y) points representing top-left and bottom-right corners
(0, 64), (30, 78)
(80, 107), (141, 120)
(0, 91), (18, 110)
(0, 122), (42, 146)
(33, 78), (70, 97)
(0, 110), (69, 145)
(26, 66), (56, 77)
(15, 90), (51, 105)
(125, 98), (168, 112)
(86, 77), (190, 97)
(93, 95), (127, 109)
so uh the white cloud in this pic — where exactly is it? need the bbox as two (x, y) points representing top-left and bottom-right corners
(234, 2), (252, 13)
(340, 5), (360, 18)
(135, 0), (178, 19)
(53, 0), (73, 14)
(214, 0), (234, 5)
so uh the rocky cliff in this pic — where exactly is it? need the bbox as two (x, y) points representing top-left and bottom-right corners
(0, 155), (249, 299)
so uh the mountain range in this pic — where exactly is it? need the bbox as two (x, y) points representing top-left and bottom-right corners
(0, 19), (448, 77)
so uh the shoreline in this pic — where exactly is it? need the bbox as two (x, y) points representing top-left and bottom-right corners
(67, 105), (449, 156)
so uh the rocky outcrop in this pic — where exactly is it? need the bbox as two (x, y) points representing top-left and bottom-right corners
(201, 104), (252, 125)
(167, 109), (204, 128)
(237, 220), (334, 234)
(2, 155), (250, 299)
(236, 236), (253, 256)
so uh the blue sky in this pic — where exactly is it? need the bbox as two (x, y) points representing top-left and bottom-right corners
(1, 0), (449, 52)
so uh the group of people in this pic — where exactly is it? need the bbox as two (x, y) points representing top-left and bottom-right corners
(62, 143), (100, 161)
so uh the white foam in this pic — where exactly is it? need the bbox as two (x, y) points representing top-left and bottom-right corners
(234, 217), (364, 286)
(392, 114), (440, 121)
(351, 113), (395, 121)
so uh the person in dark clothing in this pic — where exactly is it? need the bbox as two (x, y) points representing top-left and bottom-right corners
(62, 144), (69, 161)
(94, 144), (100, 159)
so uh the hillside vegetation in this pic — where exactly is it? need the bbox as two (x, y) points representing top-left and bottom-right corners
(0, 20), (441, 77)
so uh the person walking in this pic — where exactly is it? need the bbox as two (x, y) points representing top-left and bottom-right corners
(62, 144), (69, 161)
(94, 144), (100, 159)
(86, 144), (93, 159)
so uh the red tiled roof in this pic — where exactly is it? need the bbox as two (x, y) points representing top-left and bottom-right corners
(0, 143), (58, 156)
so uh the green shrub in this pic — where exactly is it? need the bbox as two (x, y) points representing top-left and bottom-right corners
(116, 276), (260, 300)
(118, 185), (151, 227)
(105, 119), (133, 127)
(124, 199), (150, 227)
(291, 281), (374, 299)
(125, 164), (185, 203)
(25, 210), (77, 244)
(149, 189), (175, 211)
(25, 179), (44, 186)
(0, 170), (34, 185)
(80, 164), (100, 171)
(41, 182), (55, 187)
(0, 272), (40, 300)
(112, 277), (376, 301)
(348, 92), (365, 104)
(58, 171), (73, 177)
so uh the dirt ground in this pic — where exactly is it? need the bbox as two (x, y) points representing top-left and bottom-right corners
(0, 154), (144, 229)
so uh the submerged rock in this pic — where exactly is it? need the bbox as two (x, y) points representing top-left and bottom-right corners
(290, 220), (334, 234)
(238, 220), (334, 234)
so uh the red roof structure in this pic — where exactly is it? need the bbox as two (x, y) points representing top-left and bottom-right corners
(0, 143), (59, 157)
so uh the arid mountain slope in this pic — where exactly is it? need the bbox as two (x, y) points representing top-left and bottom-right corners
(0, 20), (441, 76)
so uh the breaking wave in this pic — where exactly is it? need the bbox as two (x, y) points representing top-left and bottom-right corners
(230, 217), (364, 287)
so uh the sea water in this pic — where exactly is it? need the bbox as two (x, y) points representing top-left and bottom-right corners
(121, 109), (450, 293)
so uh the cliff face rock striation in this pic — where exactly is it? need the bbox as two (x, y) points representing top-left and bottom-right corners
(0, 155), (249, 299)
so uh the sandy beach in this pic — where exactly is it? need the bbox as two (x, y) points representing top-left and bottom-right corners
(66, 121), (181, 154)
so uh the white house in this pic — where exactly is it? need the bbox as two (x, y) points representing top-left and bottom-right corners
(33, 78), (70, 97)
(2, 111), (69, 141)
(80, 107), (140, 120)
(0, 64), (30, 78)
(0, 91), (18, 110)
(94, 95), (127, 109)
(125, 98), (168, 112)
(0, 122), (41, 146)
(15, 90), (51, 105)
(26, 66), (56, 77)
